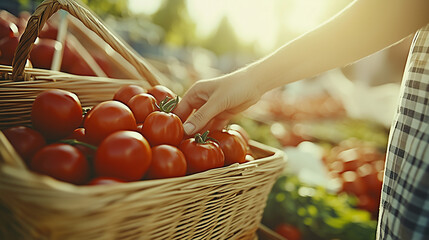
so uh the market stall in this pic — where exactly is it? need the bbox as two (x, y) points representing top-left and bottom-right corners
(0, 1), (400, 239)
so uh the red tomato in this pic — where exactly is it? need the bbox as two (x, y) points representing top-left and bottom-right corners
(30, 143), (90, 185)
(88, 177), (125, 185)
(31, 89), (83, 140)
(209, 129), (247, 165)
(340, 171), (368, 196)
(65, 60), (96, 76)
(127, 93), (156, 123)
(84, 100), (137, 145)
(64, 128), (97, 160)
(228, 124), (250, 144)
(271, 124), (305, 147)
(141, 97), (184, 146)
(337, 148), (364, 172)
(179, 131), (224, 174)
(274, 223), (301, 240)
(16, 12), (30, 35)
(39, 22), (58, 40)
(360, 168), (383, 196)
(342, 158), (364, 173)
(2, 126), (46, 165)
(357, 194), (379, 213)
(113, 84), (145, 105)
(377, 171), (384, 189)
(146, 85), (176, 104)
(66, 128), (86, 142)
(60, 40), (81, 73)
(0, 35), (18, 65)
(141, 111), (184, 146)
(361, 147), (385, 163)
(29, 38), (57, 70)
(94, 131), (152, 181)
(29, 38), (78, 72)
(147, 145), (187, 179)
(0, 18), (19, 39)
(96, 55), (113, 76)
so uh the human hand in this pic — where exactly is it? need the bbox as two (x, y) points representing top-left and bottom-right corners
(175, 71), (263, 136)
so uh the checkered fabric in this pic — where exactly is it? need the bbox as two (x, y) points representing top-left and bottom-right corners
(377, 23), (429, 240)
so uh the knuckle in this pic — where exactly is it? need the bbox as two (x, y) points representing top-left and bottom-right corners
(191, 110), (207, 124)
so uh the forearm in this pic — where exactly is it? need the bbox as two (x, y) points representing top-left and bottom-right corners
(242, 0), (429, 92)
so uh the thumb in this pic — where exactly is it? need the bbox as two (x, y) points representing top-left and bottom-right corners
(182, 102), (220, 136)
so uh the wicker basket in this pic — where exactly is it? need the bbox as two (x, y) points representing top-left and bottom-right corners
(0, 0), (286, 239)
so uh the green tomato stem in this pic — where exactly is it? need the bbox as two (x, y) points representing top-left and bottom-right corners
(59, 139), (97, 150)
(157, 96), (179, 113)
(194, 130), (219, 145)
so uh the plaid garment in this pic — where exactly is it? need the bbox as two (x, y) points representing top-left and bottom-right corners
(377, 22), (429, 240)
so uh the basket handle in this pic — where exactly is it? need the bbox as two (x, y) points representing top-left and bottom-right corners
(12, 0), (160, 86)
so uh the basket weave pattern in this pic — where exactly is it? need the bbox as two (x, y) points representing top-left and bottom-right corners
(0, 140), (284, 239)
(0, 0), (286, 239)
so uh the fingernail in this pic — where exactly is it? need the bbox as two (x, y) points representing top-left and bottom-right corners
(183, 122), (195, 135)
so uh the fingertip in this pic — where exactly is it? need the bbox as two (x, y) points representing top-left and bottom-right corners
(183, 122), (196, 135)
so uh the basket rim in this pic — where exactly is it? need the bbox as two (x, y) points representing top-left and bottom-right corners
(0, 64), (151, 84)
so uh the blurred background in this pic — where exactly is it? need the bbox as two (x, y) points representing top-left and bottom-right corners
(0, 1), (414, 239)
(2, 0), (410, 87)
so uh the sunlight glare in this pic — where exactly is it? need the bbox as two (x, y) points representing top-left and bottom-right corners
(186, 0), (226, 38)
(128, 0), (162, 15)
(128, 0), (353, 54)
(187, 0), (280, 52)
(225, 1), (279, 52)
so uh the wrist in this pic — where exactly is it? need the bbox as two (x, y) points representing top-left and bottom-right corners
(237, 57), (284, 95)
(229, 64), (266, 98)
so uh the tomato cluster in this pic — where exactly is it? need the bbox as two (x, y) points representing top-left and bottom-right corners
(0, 10), (23, 66)
(0, 9), (112, 76)
(324, 141), (385, 217)
(2, 85), (252, 186)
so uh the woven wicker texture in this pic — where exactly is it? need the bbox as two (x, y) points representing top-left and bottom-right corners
(0, 137), (285, 240)
(0, 0), (286, 239)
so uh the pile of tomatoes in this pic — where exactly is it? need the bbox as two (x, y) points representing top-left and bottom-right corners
(0, 9), (111, 76)
(324, 140), (385, 217)
(0, 10), (23, 66)
(2, 84), (251, 186)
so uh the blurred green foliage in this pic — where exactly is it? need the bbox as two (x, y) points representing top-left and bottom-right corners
(82, 0), (130, 17)
(298, 118), (389, 151)
(151, 0), (196, 47)
(202, 16), (256, 56)
(150, 0), (256, 56)
(263, 174), (377, 240)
